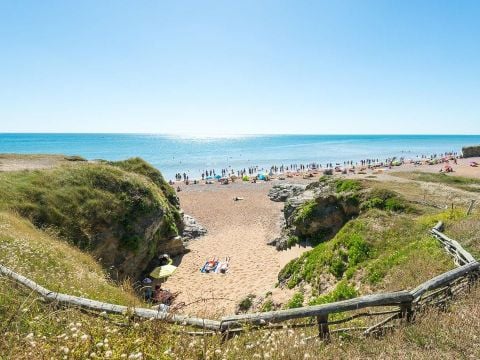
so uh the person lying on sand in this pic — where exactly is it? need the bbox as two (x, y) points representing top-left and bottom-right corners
(215, 257), (231, 274)
(201, 257), (219, 273)
(233, 197), (244, 201)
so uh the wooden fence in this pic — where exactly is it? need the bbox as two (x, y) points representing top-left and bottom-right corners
(1, 221), (479, 339)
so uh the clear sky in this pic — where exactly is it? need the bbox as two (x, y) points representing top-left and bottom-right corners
(1, 1), (479, 135)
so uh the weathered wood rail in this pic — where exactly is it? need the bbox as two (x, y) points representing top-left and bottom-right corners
(0, 264), (221, 331)
(0, 221), (478, 339)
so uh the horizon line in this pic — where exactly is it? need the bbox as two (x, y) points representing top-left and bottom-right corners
(1, 132), (480, 137)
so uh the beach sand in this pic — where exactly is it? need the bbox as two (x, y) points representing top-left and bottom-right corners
(163, 181), (311, 317)
(164, 156), (480, 316)
(2, 153), (479, 317)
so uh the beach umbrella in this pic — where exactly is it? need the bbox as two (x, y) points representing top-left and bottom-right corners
(150, 264), (177, 279)
(214, 174), (222, 179)
(206, 176), (213, 180)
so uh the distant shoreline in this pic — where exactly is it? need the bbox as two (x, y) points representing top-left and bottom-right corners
(1, 133), (479, 180)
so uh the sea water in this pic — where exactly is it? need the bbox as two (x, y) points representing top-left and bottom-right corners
(1, 134), (479, 180)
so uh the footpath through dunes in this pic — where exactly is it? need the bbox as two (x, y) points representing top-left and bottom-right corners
(163, 182), (311, 316)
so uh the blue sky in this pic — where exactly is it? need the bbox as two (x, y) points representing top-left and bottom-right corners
(0, 1), (479, 134)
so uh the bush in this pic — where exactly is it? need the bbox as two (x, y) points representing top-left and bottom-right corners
(361, 188), (407, 212)
(238, 294), (256, 312)
(385, 197), (406, 212)
(329, 257), (347, 279)
(261, 299), (274, 312)
(287, 235), (300, 248)
(286, 292), (304, 309)
(335, 179), (362, 193)
(294, 200), (317, 224)
(309, 281), (358, 305)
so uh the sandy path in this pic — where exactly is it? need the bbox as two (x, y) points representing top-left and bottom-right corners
(163, 182), (310, 317)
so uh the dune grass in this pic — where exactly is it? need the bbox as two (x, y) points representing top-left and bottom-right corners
(2, 270), (479, 359)
(0, 211), (139, 305)
(391, 171), (480, 193)
(1, 166), (479, 358)
(0, 160), (181, 253)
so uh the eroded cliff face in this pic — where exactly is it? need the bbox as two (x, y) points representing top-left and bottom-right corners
(268, 179), (361, 250)
(1, 157), (205, 280)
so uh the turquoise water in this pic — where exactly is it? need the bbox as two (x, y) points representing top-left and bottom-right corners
(1, 134), (479, 180)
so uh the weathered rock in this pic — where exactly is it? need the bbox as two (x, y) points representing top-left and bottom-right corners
(291, 193), (359, 239)
(182, 214), (207, 240)
(268, 183), (307, 202)
(462, 145), (480, 158)
(269, 178), (361, 249)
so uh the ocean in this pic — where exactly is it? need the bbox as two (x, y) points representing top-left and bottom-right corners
(0, 134), (479, 180)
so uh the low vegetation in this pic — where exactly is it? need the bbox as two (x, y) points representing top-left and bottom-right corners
(0, 158), (182, 280)
(392, 171), (480, 193)
(1, 166), (479, 358)
(279, 180), (463, 304)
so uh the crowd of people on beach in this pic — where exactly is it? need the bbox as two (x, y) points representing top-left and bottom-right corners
(169, 152), (461, 184)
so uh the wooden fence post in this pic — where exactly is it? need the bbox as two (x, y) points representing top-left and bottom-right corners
(400, 302), (413, 323)
(467, 200), (475, 215)
(317, 314), (329, 340)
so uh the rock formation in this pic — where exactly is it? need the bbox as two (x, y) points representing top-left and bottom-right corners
(182, 214), (207, 241)
(269, 179), (361, 250)
(462, 145), (480, 158)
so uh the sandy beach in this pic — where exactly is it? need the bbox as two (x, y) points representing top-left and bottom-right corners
(163, 155), (480, 316)
(163, 181), (311, 317)
(2, 153), (479, 317)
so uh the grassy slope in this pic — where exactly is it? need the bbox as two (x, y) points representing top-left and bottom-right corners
(391, 171), (480, 193)
(2, 272), (479, 359)
(1, 170), (479, 358)
(0, 160), (181, 253)
(279, 179), (471, 307)
(0, 211), (138, 305)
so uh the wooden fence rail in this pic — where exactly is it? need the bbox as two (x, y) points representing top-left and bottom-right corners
(1, 221), (479, 338)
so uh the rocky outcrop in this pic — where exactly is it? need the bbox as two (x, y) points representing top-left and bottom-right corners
(462, 145), (480, 158)
(182, 214), (207, 241)
(269, 179), (361, 250)
(268, 184), (307, 202)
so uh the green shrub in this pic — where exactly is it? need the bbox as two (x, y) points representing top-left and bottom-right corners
(261, 299), (274, 312)
(347, 234), (370, 266)
(0, 161), (182, 255)
(238, 294), (256, 312)
(309, 281), (358, 305)
(385, 197), (406, 212)
(329, 257), (347, 279)
(287, 235), (300, 248)
(64, 155), (86, 161)
(109, 157), (179, 207)
(286, 292), (304, 309)
(361, 188), (407, 212)
(335, 179), (361, 193)
(294, 200), (317, 224)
